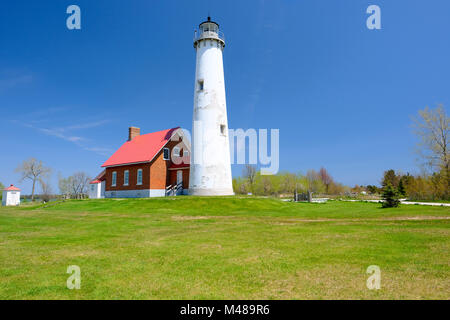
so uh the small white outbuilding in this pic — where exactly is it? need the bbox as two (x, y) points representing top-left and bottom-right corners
(88, 180), (105, 199)
(2, 184), (21, 206)
(88, 170), (105, 199)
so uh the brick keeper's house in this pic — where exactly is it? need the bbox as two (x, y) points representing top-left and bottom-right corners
(89, 127), (190, 198)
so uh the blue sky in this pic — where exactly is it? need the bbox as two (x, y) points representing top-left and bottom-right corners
(1, 0), (449, 193)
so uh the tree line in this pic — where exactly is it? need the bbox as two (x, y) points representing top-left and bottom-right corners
(233, 165), (349, 197)
(13, 158), (91, 201)
(233, 105), (449, 202)
(381, 169), (448, 201)
(379, 105), (449, 202)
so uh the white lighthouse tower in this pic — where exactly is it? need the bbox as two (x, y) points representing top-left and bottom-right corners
(189, 17), (234, 196)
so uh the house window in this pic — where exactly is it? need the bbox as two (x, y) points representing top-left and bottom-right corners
(163, 148), (170, 160)
(198, 80), (204, 91)
(183, 150), (189, 157)
(220, 124), (226, 135)
(173, 147), (180, 157)
(112, 172), (117, 186)
(137, 169), (143, 185)
(124, 170), (129, 186)
(91, 185), (95, 192)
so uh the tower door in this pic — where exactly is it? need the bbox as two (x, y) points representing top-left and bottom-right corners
(177, 170), (183, 185)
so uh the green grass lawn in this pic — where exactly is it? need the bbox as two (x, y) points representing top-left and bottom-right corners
(0, 197), (449, 299)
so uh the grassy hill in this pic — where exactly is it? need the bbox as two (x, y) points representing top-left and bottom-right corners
(0, 197), (449, 299)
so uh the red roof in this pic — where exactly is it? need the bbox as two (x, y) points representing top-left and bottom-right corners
(90, 170), (106, 184)
(4, 184), (20, 191)
(102, 127), (180, 167)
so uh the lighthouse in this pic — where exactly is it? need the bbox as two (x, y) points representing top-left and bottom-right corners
(189, 17), (234, 196)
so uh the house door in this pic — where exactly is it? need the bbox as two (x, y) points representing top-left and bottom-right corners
(177, 170), (183, 185)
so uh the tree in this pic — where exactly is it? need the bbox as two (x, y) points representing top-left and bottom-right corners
(69, 172), (91, 199)
(429, 171), (446, 201)
(255, 175), (270, 195)
(243, 165), (257, 194)
(279, 172), (296, 194)
(412, 105), (449, 193)
(351, 184), (363, 193)
(319, 167), (333, 194)
(58, 173), (71, 199)
(328, 181), (347, 195)
(381, 169), (399, 188)
(0, 181), (4, 200)
(15, 158), (51, 201)
(397, 178), (406, 197)
(232, 177), (244, 194)
(382, 183), (400, 208)
(305, 169), (325, 201)
(39, 179), (53, 202)
(58, 172), (91, 199)
(233, 169), (349, 197)
(366, 185), (380, 194)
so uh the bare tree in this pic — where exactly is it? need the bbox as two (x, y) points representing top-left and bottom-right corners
(39, 179), (53, 202)
(280, 172), (296, 194)
(319, 167), (333, 194)
(58, 173), (71, 199)
(412, 105), (449, 190)
(69, 172), (91, 199)
(243, 165), (257, 193)
(261, 176), (272, 195)
(15, 158), (51, 201)
(58, 172), (91, 199)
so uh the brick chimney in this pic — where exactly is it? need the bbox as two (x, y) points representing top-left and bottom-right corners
(128, 127), (140, 141)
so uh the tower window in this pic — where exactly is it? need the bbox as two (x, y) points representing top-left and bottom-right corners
(198, 80), (204, 91)
(220, 124), (226, 135)
(163, 148), (170, 160)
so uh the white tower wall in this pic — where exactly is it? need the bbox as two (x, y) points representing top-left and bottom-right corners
(189, 18), (234, 196)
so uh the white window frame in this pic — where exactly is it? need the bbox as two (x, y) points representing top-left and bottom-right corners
(124, 170), (129, 186)
(112, 171), (117, 187)
(173, 147), (180, 157)
(137, 169), (143, 185)
(163, 148), (170, 160)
